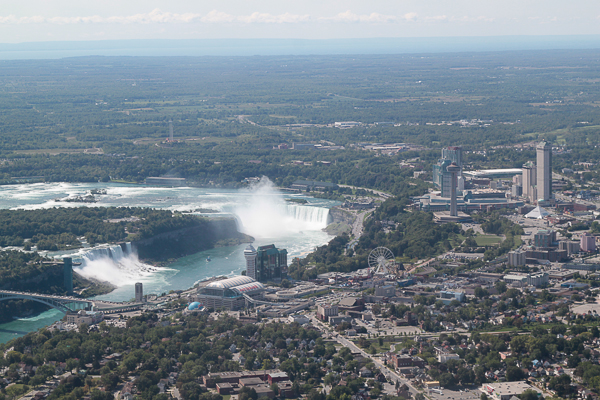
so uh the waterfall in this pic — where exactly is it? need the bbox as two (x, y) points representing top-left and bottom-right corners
(235, 202), (331, 238)
(80, 243), (128, 263)
(234, 177), (333, 238)
(73, 243), (159, 286)
(284, 204), (331, 227)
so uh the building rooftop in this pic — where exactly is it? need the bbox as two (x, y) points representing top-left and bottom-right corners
(206, 276), (257, 289)
(231, 281), (265, 293)
(482, 381), (535, 395)
(463, 169), (523, 178)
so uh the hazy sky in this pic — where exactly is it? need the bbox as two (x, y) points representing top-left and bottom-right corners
(1, 0), (599, 43)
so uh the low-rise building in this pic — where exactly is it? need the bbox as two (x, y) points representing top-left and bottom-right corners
(438, 290), (465, 304)
(424, 381), (440, 389)
(389, 354), (426, 369)
(288, 314), (310, 325)
(480, 381), (540, 400)
(66, 310), (104, 326)
(375, 285), (396, 297)
(338, 297), (365, 312)
(328, 315), (353, 325)
(438, 352), (460, 363)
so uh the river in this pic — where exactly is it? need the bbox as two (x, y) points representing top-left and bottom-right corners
(0, 180), (339, 342)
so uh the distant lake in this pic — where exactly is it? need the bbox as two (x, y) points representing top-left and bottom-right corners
(1, 36), (600, 60)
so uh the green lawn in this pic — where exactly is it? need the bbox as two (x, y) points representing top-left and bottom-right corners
(513, 236), (523, 247)
(475, 235), (503, 246)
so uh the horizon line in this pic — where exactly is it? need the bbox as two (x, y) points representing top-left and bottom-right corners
(4, 33), (600, 44)
(1, 35), (599, 60)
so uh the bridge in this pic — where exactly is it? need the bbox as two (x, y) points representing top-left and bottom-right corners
(0, 290), (144, 315)
(239, 292), (277, 306)
(0, 290), (93, 313)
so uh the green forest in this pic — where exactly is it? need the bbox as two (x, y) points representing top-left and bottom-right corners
(0, 207), (203, 250)
(2, 51), (600, 188)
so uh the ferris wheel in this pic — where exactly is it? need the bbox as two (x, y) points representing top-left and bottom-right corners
(368, 246), (395, 275)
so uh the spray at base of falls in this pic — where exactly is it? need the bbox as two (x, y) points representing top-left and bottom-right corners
(72, 243), (160, 286)
(234, 177), (331, 239)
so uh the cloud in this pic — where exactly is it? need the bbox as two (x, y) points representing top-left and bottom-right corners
(425, 15), (494, 23)
(238, 12), (311, 24)
(0, 9), (423, 25)
(0, 9), (311, 25)
(426, 15), (449, 23)
(101, 9), (203, 24)
(200, 10), (236, 24)
(404, 13), (418, 22)
(324, 11), (400, 23)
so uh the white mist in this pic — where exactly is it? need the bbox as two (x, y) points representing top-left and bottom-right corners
(234, 177), (330, 239)
(72, 243), (159, 286)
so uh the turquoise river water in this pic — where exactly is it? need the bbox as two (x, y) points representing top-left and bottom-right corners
(0, 181), (339, 343)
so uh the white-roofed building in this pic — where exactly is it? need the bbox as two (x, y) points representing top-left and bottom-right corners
(196, 276), (266, 310)
(206, 276), (256, 289)
(480, 381), (540, 400)
(525, 206), (551, 219)
(463, 168), (523, 179)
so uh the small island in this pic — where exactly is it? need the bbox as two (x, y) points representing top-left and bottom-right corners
(285, 198), (308, 204)
(55, 194), (96, 203)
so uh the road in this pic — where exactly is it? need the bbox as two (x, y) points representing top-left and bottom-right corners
(405, 258), (435, 275)
(309, 315), (421, 397)
(352, 208), (375, 238)
(338, 184), (392, 200)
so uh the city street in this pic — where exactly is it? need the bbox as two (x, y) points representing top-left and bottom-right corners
(308, 315), (421, 397)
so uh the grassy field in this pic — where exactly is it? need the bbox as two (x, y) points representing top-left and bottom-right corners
(514, 236), (523, 247)
(451, 234), (467, 247)
(475, 235), (503, 246)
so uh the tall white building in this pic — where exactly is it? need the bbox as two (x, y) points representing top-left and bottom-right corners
(536, 141), (552, 202)
(447, 162), (461, 217)
(522, 161), (536, 203)
(244, 244), (257, 280)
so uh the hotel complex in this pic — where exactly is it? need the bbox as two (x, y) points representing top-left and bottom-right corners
(421, 141), (553, 217)
(244, 244), (288, 282)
